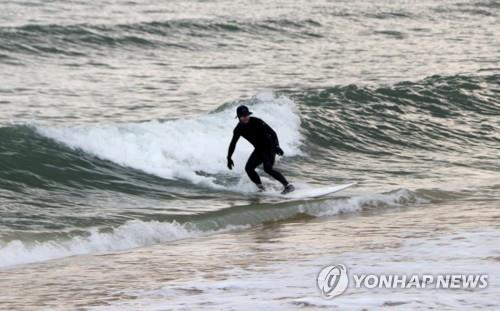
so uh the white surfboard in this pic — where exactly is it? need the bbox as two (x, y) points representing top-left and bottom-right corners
(266, 182), (357, 200)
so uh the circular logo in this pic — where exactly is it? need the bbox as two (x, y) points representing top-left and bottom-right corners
(317, 264), (349, 299)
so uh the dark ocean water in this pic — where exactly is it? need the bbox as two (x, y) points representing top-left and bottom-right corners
(0, 0), (499, 275)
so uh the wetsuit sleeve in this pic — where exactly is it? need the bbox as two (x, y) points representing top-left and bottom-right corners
(227, 127), (240, 159)
(260, 119), (280, 147)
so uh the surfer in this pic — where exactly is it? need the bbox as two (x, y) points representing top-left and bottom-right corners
(227, 105), (295, 194)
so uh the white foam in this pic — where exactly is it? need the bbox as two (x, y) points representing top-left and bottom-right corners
(35, 92), (302, 188)
(0, 220), (246, 268)
(299, 188), (426, 217)
(0, 189), (424, 268)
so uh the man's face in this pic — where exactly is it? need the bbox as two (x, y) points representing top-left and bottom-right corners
(239, 114), (250, 124)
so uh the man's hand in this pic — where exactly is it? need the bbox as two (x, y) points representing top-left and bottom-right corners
(227, 158), (234, 170)
(275, 146), (284, 156)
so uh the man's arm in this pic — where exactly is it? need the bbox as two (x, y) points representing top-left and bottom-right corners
(260, 119), (284, 156)
(260, 119), (279, 147)
(227, 128), (240, 169)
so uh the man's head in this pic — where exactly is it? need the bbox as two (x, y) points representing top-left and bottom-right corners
(236, 105), (252, 123)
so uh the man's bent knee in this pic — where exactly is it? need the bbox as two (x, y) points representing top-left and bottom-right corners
(245, 164), (254, 173)
(263, 164), (274, 174)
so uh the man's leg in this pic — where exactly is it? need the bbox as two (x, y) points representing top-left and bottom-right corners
(245, 150), (263, 185)
(262, 150), (289, 186)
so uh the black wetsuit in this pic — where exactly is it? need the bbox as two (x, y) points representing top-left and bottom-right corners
(227, 117), (288, 186)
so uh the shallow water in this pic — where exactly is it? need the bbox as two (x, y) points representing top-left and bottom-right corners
(1, 197), (499, 310)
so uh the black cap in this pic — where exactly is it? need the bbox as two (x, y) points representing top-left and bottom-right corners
(236, 105), (252, 118)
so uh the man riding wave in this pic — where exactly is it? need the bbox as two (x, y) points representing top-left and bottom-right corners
(227, 105), (295, 194)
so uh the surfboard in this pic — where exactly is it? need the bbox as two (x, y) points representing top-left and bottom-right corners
(266, 182), (357, 200)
